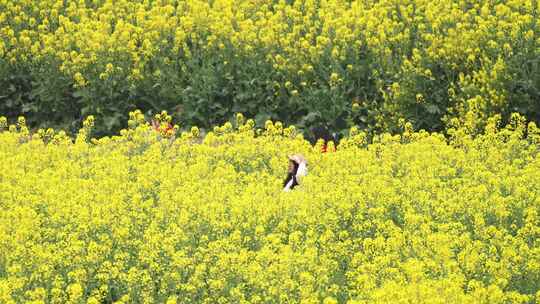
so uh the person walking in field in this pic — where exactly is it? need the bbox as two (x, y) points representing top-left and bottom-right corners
(283, 154), (308, 191)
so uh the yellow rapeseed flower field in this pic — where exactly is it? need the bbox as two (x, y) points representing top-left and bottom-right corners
(0, 111), (539, 303)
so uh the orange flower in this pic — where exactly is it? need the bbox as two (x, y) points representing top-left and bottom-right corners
(151, 119), (174, 136)
(321, 143), (336, 153)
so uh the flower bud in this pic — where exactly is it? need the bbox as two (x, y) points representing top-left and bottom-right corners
(191, 126), (200, 138)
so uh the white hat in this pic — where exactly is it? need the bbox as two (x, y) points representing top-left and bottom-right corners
(288, 154), (307, 165)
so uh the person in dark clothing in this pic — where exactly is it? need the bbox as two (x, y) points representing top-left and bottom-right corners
(311, 124), (339, 152)
(311, 125), (334, 145)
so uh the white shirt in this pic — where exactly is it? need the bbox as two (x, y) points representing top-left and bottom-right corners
(283, 162), (308, 191)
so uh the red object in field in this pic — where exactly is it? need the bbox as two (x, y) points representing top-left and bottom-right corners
(151, 119), (174, 134)
(321, 143), (336, 153)
(152, 120), (174, 131)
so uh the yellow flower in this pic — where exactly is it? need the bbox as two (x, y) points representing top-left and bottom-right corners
(73, 72), (87, 87)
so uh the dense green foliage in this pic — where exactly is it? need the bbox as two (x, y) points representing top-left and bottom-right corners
(1, 0), (540, 137)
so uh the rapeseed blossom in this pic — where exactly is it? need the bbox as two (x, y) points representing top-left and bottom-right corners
(0, 111), (539, 302)
(1, 0), (538, 133)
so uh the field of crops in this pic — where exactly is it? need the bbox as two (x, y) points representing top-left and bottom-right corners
(2, 0), (540, 302)
(0, 112), (539, 303)
(1, 0), (539, 136)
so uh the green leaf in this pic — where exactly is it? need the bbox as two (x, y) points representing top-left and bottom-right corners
(425, 104), (441, 114)
(72, 90), (85, 98)
(81, 106), (94, 116)
(302, 111), (321, 124)
(21, 103), (38, 113)
(254, 112), (271, 126)
(104, 115), (120, 130)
